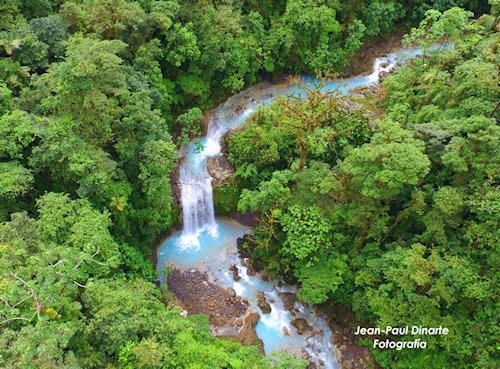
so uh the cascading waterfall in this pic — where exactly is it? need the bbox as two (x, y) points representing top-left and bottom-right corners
(159, 46), (439, 368)
(178, 164), (218, 248)
(178, 119), (228, 248)
(176, 47), (427, 249)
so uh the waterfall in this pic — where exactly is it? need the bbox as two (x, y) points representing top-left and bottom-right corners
(178, 166), (217, 248)
(160, 45), (439, 367)
(178, 119), (228, 248)
(176, 50), (413, 249)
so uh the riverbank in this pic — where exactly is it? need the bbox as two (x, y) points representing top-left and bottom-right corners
(157, 35), (412, 369)
(158, 219), (341, 368)
(237, 235), (381, 369)
(342, 34), (405, 78)
(166, 267), (266, 351)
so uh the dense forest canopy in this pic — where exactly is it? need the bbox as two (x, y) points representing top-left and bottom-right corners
(0, 0), (498, 368)
(222, 6), (499, 369)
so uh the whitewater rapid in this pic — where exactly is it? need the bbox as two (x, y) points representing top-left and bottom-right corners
(158, 46), (435, 367)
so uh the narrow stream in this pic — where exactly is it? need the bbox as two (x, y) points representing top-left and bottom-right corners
(158, 47), (430, 368)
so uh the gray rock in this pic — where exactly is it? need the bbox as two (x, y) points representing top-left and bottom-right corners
(207, 155), (235, 187)
(229, 264), (241, 281)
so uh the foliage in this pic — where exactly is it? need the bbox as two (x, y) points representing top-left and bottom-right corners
(213, 178), (242, 215)
(136, 139), (178, 239)
(0, 161), (33, 199)
(359, 1), (405, 38)
(0, 109), (34, 159)
(60, 0), (146, 40)
(0, 1), (496, 368)
(280, 205), (332, 265)
(224, 6), (498, 368)
(264, 0), (343, 73)
(29, 14), (69, 63)
(0, 200), (293, 368)
(176, 106), (204, 144)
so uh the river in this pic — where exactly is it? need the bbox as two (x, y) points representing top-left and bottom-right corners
(157, 47), (429, 368)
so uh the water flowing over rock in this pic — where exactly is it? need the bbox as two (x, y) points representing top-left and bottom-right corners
(242, 258), (257, 276)
(178, 162), (218, 248)
(229, 264), (241, 281)
(158, 46), (431, 369)
(177, 119), (227, 248)
(291, 318), (313, 336)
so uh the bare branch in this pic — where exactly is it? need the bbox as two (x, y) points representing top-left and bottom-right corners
(0, 296), (10, 307)
(35, 301), (43, 320)
(90, 246), (100, 259)
(73, 259), (83, 269)
(74, 246), (107, 267)
(11, 295), (33, 309)
(87, 259), (108, 266)
(0, 316), (32, 325)
(9, 273), (42, 321)
(9, 272), (30, 288)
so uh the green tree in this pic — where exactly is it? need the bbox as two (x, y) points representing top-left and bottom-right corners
(280, 205), (348, 304)
(0, 161), (33, 201)
(1, 20), (49, 72)
(132, 38), (173, 112)
(264, 0), (365, 74)
(271, 81), (355, 170)
(175, 106), (204, 144)
(356, 243), (496, 368)
(30, 34), (128, 146)
(0, 193), (121, 329)
(280, 205), (332, 266)
(0, 0), (19, 32)
(0, 82), (12, 114)
(0, 109), (34, 160)
(136, 139), (178, 241)
(403, 7), (476, 49)
(60, 0), (146, 40)
(12, 0), (53, 19)
(359, 1), (405, 38)
(29, 14), (69, 63)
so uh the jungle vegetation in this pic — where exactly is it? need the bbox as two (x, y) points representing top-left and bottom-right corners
(0, 1), (497, 368)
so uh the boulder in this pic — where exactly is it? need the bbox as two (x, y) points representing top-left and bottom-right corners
(278, 292), (296, 311)
(229, 264), (241, 281)
(246, 263), (257, 276)
(291, 318), (313, 335)
(260, 270), (273, 282)
(241, 258), (257, 276)
(257, 292), (272, 314)
(207, 155), (235, 187)
(223, 312), (264, 353)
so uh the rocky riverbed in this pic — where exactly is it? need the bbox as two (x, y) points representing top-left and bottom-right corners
(317, 304), (382, 369)
(159, 35), (417, 368)
(166, 268), (246, 327)
(166, 267), (265, 352)
(163, 250), (380, 369)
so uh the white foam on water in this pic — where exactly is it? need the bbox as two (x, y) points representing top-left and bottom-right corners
(159, 45), (444, 367)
